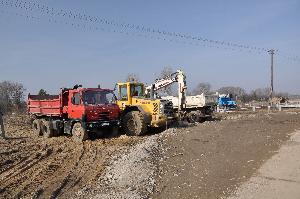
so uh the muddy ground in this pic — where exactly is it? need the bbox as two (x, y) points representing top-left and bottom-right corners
(1, 110), (300, 199)
(0, 115), (142, 199)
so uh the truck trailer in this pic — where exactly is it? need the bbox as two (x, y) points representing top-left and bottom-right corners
(28, 85), (120, 141)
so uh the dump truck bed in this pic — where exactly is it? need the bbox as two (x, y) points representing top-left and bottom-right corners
(28, 94), (62, 116)
(162, 93), (217, 109)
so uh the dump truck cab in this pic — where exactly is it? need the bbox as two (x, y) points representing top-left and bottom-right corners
(64, 87), (120, 127)
(116, 82), (174, 136)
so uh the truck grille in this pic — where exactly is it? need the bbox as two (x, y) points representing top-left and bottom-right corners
(99, 112), (109, 121)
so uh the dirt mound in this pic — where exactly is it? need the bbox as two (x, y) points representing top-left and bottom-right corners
(76, 134), (160, 199)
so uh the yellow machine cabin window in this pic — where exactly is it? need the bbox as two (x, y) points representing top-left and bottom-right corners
(119, 85), (128, 100)
(130, 85), (143, 97)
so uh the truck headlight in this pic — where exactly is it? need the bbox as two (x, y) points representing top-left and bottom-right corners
(160, 103), (164, 113)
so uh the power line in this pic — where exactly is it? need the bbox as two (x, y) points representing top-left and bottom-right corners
(0, 0), (299, 61)
(0, 0), (269, 53)
(0, 8), (219, 49)
(0, 4), (255, 54)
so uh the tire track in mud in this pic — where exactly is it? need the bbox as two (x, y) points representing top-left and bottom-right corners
(7, 140), (100, 198)
(48, 141), (103, 198)
(0, 138), (42, 175)
(0, 138), (107, 199)
(0, 145), (54, 198)
(14, 139), (81, 199)
(0, 115), (142, 199)
(48, 143), (90, 198)
(1, 146), (50, 181)
(0, 139), (41, 177)
(50, 138), (140, 199)
(0, 136), (71, 198)
(13, 147), (70, 198)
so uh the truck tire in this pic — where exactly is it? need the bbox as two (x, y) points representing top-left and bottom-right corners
(197, 110), (206, 123)
(72, 122), (88, 142)
(187, 111), (199, 123)
(122, 111), (147, 136)
(32, 119), (42, 136)
(41, 120), (54, 138)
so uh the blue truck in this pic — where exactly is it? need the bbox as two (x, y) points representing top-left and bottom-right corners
(218, 94), (237, 109)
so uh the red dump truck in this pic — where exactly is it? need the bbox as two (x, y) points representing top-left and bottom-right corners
(28, 85), (120, 141)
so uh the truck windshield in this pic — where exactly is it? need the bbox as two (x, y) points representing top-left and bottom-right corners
(83, 90), (116, 105)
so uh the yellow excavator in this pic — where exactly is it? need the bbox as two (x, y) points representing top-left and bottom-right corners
(115, 70), (187, 136)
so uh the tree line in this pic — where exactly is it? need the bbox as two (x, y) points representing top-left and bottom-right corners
(192, 83), (288, 102)
(0, 81), (50, 114)
(126, 67), (290, 103)
(0, 73), (291, 114)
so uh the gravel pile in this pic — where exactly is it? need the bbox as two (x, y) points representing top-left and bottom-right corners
(95, 136), (157, 199)
(76, 130), (177, 199)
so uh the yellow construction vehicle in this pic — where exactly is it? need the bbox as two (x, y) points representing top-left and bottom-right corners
(116, 82), (174, 136)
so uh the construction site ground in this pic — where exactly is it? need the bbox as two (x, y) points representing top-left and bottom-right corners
(1, 110), (300, 199)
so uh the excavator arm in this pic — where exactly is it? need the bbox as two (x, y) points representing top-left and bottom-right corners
(146, 69), (187, 111)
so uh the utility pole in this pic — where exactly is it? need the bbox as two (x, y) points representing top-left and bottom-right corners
(268, 49), (275, 100)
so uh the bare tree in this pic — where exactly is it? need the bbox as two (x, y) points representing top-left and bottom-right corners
(218, 86), (246, 98)
(38, 89), (48, 96)
(158, 66), (176, 95)
(0, 81), (26, 113)
(193, 82), (211, 95)
(126, 73), (140, 82)
(250, 87), (269, 101)
(275, 91), (289, 98)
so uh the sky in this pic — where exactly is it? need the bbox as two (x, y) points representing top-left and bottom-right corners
(0, 0), (299, 95)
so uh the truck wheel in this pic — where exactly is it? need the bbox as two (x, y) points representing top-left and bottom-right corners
(122, 111), (147, 136)
(72, 122), (88, 142)
(187, 111), (199, 123)
(32, 119), (42, 136)
(41, 120), (54, 138)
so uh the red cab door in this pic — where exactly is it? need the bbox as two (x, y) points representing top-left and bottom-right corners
(68, 91), (85, 120)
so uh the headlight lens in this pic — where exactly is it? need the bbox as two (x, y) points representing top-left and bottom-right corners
(159, 103), (164, 114)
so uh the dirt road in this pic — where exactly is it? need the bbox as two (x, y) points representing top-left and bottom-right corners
(1, 111), (300, 199)
(229, 130), (300, 199)
(153, 111), (300, 199)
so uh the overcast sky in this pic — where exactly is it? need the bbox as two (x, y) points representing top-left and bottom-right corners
(0, 0), (299, 95)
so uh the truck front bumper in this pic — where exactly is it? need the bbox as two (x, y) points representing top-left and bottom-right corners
(85, 120), (120, 131)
